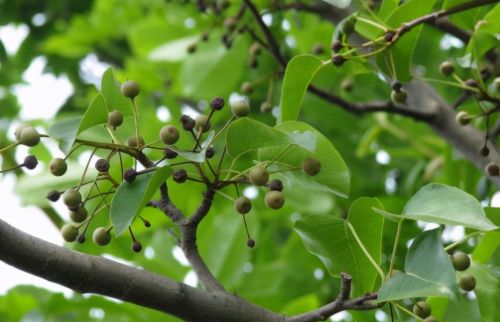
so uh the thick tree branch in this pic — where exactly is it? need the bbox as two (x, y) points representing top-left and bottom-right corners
(0, 218), (285, 322)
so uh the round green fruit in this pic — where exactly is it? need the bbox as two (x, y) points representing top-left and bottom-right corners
(260, 101), (272, 113)
(235, 196), (252, 214)
(93, 227), (111, 246)
(440, 61), (455, 76)
(485, 162), (500, 176)
(70, 206), (88, 223)
(248, 166), (269, 186)
(61, 224), (79, 242)
(121, 80), (140, 99)
(18, 126), (40, 147)
(264, 191), (285, 209)
(195, 115), (211, 132)
(451, 252), (470, 271)
(159, 125), (180, 145)
(458, 274), (476, 292)
(14, 124), (30, 140)
(107, 110), (123, 128)
(456, 111), (471, 125)
(127, 136), (145, 148)
(49, 158), (68, 177)
(63, 189), (82, 210)
(302, 157), (321, 176)
(230, 99), (250, 117)
(391, 89), (407, 103)
(412, 301), (431, 319)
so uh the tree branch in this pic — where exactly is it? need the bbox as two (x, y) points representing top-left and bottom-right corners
(0, 218), (285, 322)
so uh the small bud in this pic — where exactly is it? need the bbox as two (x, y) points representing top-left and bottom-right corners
(124, 168), (137, 183)
(180, 115), (196, 131)
(95, 159), (110, 172)
(269, 179), (283, 191)
(47, 190), (61, 202)
(332, 40), (342, 52)
(247, 238), (256, 248)
(132, 241), (142, 253)
(205, 146), (215, 158)
(391, 80), (402, 92)
(172, 169), (188, 183)
(332, 54), (346, 67)
(210, 97), (225, 110)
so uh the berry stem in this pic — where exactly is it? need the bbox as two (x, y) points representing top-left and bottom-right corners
(105, 125), (122, 144)
(388, 218), (403, 279)
(0, 141), (20, 153)
(131, 98), (141, 151)
(444, 231), (480, 251)
(241, 212), (252, 240)
(264, 144), (293, 169)
(77, 147), (98, 190)
(210, 116), (236, 145)
(356, 16), (388, 32)
(346, 221), (385, 280)
(393, 303), (424, 321)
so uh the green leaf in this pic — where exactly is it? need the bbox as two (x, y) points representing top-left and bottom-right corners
(48, 94), (108, 154)
(280, 55), (324, 122)
(110, 166), (171, 236)
(169, 131), (215, 162)
(259, 121), (350, 198)
(320, 0), (351, 8)
(149, 35), (200, 62)
(378, 228), (456, 301)
(100, 67), (133, 115)
(294, 197), (384, 294)
(402, 183), (497, 231)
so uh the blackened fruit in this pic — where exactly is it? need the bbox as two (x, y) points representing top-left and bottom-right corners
(391, 80), (402, 92)
(127, 136), (145, 148)
(456, 111), (471, 125)
(47, 190), (61, 202)
(485, 162), (500, 176)
(231, 99), (250, 117)
(391, 89), (407, 103)
(210, 97), (225, 110)
(260, 101), (272, 113)
(451, 252), (471, 271)
(341, 79), (353, 92)
(124, 168), (137, 183)
(241, 82), (253, 94)
(249, 166), (269, 186)
(269, 179), (283, 192)
(23, 155), (38, 170)
(264, 191), (285, 209)
(61, 224), (79, 242)
(107, 110), (123, 128)
(311, 43), (325, 55)
(95, 158), (110, 172)
(49, 158), (68, 177)
(77, 234), (86, 244)
(18, 126), (40, 147)
(195, 115), (211, 132)
(93, 227), (111, 246)
(332, 54), (346, 67)
(480, 145), (489, 157)
(439, 61), (455, 76)
(164, 147), (178, 159)
(235, 196), (252, 214)
(121, 80), (140, 99)
(332, 40), (342, 52)
(458, 273), (476, 291)
(70, 206), (88, 223)
(132, 241), (142, 253)
(160, 125), (180, 145)
(302, 157), (321, 176)
(247, 238), (256, 248)
(63, 189), (82, 210)
(412, 301), (431, 319)
(173, 169), (188, 183)
(180, 115), (196, 131)
(206, 146), (215, 158)
(143, 220), (151, 228)
(384, 31), (394, 42)
(187, 43), (197, 54)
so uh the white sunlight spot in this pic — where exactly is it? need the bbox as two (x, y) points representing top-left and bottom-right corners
(183, 270), (198, 287)
(157, 106), (172, 122)
(243, 186), (258, 199)
(80, 54), (110, 88)
(172, 246), (190, 266)
(0, 23), (29, 55)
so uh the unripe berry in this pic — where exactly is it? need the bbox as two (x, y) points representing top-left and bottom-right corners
(95, 158), (110, 172)
(456, 111), (471, 125)
(121, 80), (140, 99)
(260, 101), (272, 113)
(332, 40), (342, 52)
(249, 166), (269, 186)
(76, 234), (86, 244)
(210, 97), (225, 110)
(480, 145), (489, 157)
(173, 169), (188, 183)
(241, 82), (253, 94)
(132, 241), (142, 252)
(391, 80), (402, 92)
(332, 54), (346, 67)
(205, 146), (215, 158)
(61, 224), (79, 242)
(311, 43), (325, 55)
(235, 196), (252, 214)
(127, 136), (145, 148)
(160, 125), (180, 145)
(231, 99), (250, 117)
(47, 190), (61, 202)
(391, 89), (407, 103)
(164, 147), (178, 159)
(195, 115), (211, 132)
(187, 42), (197, 54)
(14, 124), (30, 141)
(18, 126), (40, 147)
(49, 158), (68, 177)
(412, 301), (431, 319)
(70, 206), (88, 223)
(264, 191), (285, 209)
(302, 157), (321, 176)
(93, 227), (111, 246)
(439, 61), (455, 76)
(180, 115), (196, 131)
(247, 238), (256, 248)
(458, 273), (476, 291)
(269, 179), (283, 191)
(123, 168), (137, 183)
(23, 155), (38, 170)
(107, 110), (123, 128)
(485, 162), (500, 176)
(451, 252), (471, 271)
(63, 189), (82, 210)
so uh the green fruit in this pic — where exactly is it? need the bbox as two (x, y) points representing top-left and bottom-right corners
(195, 115), (211, 132)
(440, 61), (455, 76)
(391, 89), (407, 103)
(49, 158), (68, 177)
(159, 125), (180, 145)
(458, 273), (476, 291)
(456, 111), (471, 125)
(231, 99), (250, 117)
(302, 157), (321, 176)
(93, 227), (111, 246)
(241, 82), (253, 94)
(412, 301), (431, 319)
(70, 206), (88, 223)
(14, 124), (30, 140)
(249, 166), (269, 186)
(235, 196), (252, 214)
(95, 159), (110, 173)
(485, 162), (500, 176)
(121, 80), (140, 99)
(260, 101), (272, 113)
(63, 189), (82, 210)
(451, 252), (470, 271)
(127, 136), (145, 148)
(61, 224), (79, 242)
(18, 126), (40, 147)
(107, 110), (123, 128)
(264, 191), (285, 209)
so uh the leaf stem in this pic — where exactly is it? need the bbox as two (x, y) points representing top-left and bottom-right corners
(388, 218), (403, 279)
(444, 231), (480, 251)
